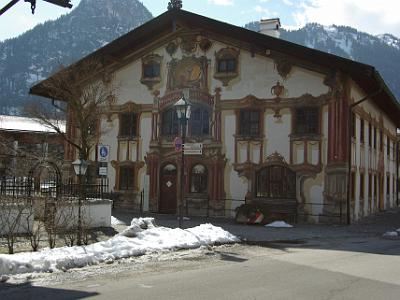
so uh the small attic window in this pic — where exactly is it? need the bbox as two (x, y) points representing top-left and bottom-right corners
(217, 58), (236, 73)
(140, 54), (162, 90)
(214, 47), (239, 86)
(143, 63), (160, 78)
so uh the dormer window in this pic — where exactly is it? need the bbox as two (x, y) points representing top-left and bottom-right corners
(140, 54), (162, 89)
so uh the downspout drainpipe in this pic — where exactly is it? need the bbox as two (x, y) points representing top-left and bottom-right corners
(346, 87), (383, 225)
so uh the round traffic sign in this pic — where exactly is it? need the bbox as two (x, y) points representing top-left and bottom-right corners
(174, 137), (182, 152)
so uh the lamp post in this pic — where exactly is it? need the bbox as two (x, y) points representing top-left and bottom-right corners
(72, 156), (89, 246)
(174, 94), (191, 228)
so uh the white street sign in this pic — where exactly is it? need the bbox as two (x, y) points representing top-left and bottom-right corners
(184, 143), (203, 155)
(99, 167), (108, 176)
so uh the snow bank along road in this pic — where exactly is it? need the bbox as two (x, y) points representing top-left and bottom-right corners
(1, 235), (400, 300)
(0, 218), (239, 277)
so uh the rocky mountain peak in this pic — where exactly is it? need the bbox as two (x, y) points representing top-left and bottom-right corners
(0, 0), (152, 115)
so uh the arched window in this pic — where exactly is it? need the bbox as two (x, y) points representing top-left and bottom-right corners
(162, 164), (177, 175)
(256, 165), (296, 199)
(190, 164), (208, 193)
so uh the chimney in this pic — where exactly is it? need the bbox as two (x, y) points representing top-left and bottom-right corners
(259, 18), (281, 38)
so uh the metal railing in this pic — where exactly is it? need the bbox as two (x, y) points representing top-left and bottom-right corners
(0, 177), (109, 200)
(184, 196), (246, 218)
(184, 196), (344, 223)
(298, 201), (344, 223)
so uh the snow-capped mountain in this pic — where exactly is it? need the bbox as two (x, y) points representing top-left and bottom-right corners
(1, 3), (399, 115)
(0, 0), (152, 115)
(246, 22), (400, 101)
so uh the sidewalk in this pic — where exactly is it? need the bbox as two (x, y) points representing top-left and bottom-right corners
(112, 207), (400, 243)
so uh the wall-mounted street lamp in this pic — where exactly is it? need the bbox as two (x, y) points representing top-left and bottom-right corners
(72, 156), (89, 245)
(174, 94), (191, 228)
(72, 158), (89, 177)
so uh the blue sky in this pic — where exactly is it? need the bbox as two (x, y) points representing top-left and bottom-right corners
(1, 0), (400, 41)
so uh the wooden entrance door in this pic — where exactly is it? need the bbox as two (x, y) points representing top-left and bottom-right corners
(159, 164), (177, 214)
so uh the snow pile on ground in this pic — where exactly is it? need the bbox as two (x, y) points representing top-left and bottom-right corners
(111, 216), (126, 226)
(265, 221), (293, 228)
(382, 228), (400, 239)
(0, 218), (239, 276)
(118, 217), (156, 237)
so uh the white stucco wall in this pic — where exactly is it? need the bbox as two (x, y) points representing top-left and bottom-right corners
(99, 115), (119, 190)
(0, 205), (34, 235)
(222, 111), (247, 201)
(56, 199), (113, 228)
(303, 173), (325, 223)
(350, 82), (397, 218)
(264, 109), (291, 162)
(92, 31), (398, 223)
(111, 38), (330, 107)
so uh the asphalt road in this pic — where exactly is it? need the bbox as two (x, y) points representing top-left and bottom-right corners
(2, 236), (400, 300)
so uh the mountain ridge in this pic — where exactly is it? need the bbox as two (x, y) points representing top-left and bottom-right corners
(246, 21), (400, 101)
(0, 0), (152, 115)
(1, 3), (399, 115)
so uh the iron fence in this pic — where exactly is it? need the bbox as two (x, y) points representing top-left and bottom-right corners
(298, 201), (344, 223)
(183, 196), (344, 223)
(184, 196), (246, 218)
(0, 177), (109, 200)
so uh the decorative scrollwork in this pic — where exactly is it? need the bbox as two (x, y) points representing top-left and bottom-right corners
(166, 42), (178, 56)
(167, 0), (182, 10)
(274, 58), (293, 79)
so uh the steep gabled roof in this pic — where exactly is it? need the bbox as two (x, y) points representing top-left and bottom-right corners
(30, 9), (400, 126)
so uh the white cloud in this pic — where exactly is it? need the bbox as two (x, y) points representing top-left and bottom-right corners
(282, 0), (294, 6)
(254, 5), (270, 15)
(292, 0), (400, 36)
(208, 0), (234, 6)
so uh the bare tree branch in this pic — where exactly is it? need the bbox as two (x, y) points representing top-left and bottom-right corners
(26, 58), (116, 161)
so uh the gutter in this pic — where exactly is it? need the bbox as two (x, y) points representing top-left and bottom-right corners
(346, 87), (383, 225)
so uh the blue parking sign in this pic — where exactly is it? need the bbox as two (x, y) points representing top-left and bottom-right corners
(98, 145), (110, 161)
